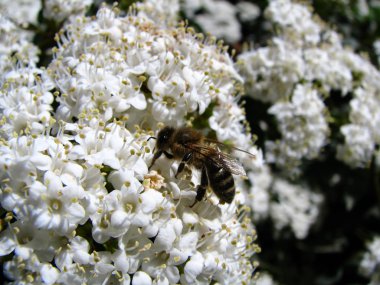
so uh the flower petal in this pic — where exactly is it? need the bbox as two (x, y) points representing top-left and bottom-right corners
(132, 271), (152, 285)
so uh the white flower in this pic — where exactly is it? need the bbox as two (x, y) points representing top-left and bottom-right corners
(270, 178), (323, 239)
(256, 272), (278, 285)
(0, 135), (89, 235)
(136, 0), (180, 28)
(335, 86), (380, 167)
(209, 101), (246, 142)
(43, 0), (93, 22)
(0, 220), (60, 263)
(113, 227), (152, 272)
(31, 171), (86, 234)
(264, 0), (321, 45)
(337, 124), (374, 167)
(266, 83), (329, 171)
(236, 2), (260, 22)
(91, 179), (166, 243)
(359, 236), (380, 281)
(237, 38), (305, 103)
(181, 0), (242, 43)
(55, 236), (94, 270)
(143, 170), (166, 191)
(0, 0), (41, 26)
(133, 271), (152, 285)
(0, 14), (40, 74)
(4, 251), (59, 284)
(247, 165), (272, 220)
(40, 263), (60, 285)
(303, 47), (353, 94)
(0, 66), (54, 139)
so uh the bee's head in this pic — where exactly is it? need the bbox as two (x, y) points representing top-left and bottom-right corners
(155, 126), (175, 150)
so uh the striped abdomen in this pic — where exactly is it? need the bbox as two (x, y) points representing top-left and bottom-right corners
(205, 160), (235, 204)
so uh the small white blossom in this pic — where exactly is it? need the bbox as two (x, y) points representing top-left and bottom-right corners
(143, 170), (166, 191)
(54, 236), (94, 270)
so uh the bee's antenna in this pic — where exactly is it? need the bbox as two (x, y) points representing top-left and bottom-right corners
(147, 136), (156, 141)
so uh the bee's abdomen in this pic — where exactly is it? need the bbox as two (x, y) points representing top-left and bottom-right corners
(206, 162), (235, 204)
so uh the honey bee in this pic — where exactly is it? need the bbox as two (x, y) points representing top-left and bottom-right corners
(148, 126), (254, 206)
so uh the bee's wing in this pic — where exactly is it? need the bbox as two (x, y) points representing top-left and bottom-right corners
(214, 152), (247, 176)
(203, 138), (256, 158)
(186, 143), (247, 176)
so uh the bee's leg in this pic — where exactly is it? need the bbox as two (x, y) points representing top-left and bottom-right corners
(190, 166), (208, 207)
(175, 152), (192, 178)
(148, 150), (163, 170)
(163, 151), (174, 159)
(149, 151), (174, 170)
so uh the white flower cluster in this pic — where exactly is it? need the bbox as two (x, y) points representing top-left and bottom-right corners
(0, 4), (259, 284)
(0, 0), (41, 26)
(337, 86), (380, 167)
(43, 0), (93, 22)
(359, 236), (380, 284)
(136, 0), (180, 28)
(266, 84), (329, 172)
(237, 0), (380, 170)
(49, 5), (238, 127)
(269, 178), (323, 239)
(181, 0), (259, 43)
(247, 165), (272, 221)
(0, 66), (54, 140)
(264, 0), (321, 45)
(249, 168), (323, 239)
(0, 14), (40, 74)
